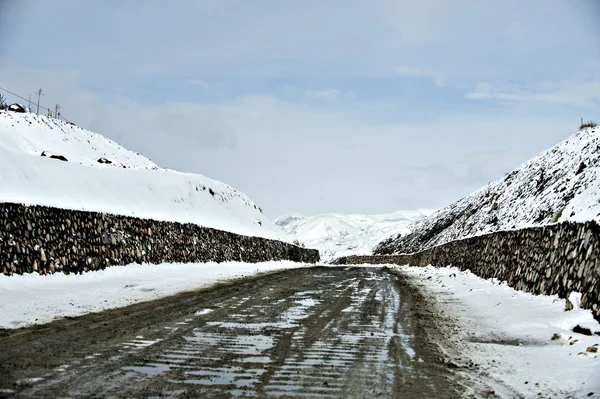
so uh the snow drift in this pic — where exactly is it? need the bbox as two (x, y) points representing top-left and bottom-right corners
(0, 111), (288, 241)
(376, 126), (600, 254)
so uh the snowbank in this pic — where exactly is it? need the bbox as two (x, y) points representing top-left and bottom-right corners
(0, 111), (287, 241)
(398, 265), (600, 398)
(0, 261), (309, 329)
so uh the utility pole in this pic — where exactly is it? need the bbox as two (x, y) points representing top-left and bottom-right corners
(28, 95), (32, 111)
(36, 89), (44, 115)
(54, 104), (61, 120)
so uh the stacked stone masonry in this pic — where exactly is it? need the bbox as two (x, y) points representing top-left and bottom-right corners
(337, 221), (600, 321)
(0, 202), (319, 276)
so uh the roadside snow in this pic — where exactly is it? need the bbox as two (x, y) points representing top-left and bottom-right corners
(0, 261), (308, 329)
(397, 264), (600, 398)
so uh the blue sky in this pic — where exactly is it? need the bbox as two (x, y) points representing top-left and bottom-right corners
(1, 0), (599, 216)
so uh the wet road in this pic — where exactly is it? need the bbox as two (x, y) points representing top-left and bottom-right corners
(0, 267), (464, 398)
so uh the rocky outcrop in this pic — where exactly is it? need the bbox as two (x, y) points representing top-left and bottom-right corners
(375, 127), (600, 255)
(0, 202), (319, 276)
(337, 221), (600, 321)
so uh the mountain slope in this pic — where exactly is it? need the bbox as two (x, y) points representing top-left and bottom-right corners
(0, 110), (288, 241)
(276, 210), (432, 260)
(375, 126), (600, 255)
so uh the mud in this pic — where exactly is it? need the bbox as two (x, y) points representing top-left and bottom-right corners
(0, 267), (482, 398)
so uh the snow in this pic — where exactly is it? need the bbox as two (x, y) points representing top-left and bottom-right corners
(396, 264), (600, 398)
(376, 126), (600, 254)
(0, 111), (287, 241)
(275, 210), (433, 260)
(0, 261), (308, 329)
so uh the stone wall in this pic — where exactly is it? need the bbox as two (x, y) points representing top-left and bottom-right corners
(0, 202), (319, 276)
(336, 221), (600, 321)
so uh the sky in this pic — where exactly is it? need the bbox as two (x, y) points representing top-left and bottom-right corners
(0, 0), (599, 217)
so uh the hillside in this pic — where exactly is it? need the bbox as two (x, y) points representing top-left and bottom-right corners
(375, 126), (600, 255)
(0, 110), (288, 241)
(276, 210), (432, 260)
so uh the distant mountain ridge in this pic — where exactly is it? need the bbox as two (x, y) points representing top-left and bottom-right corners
(375, 126), (600, 255)
(276, 210), (433, 260)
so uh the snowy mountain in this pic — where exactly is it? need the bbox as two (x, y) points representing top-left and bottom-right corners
(275, 210), (433, 261)
(0, 110), (288, 241)
(375, 126), (600, 255)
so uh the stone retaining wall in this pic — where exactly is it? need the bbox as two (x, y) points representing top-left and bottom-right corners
(336, 221), (600, 321)
(0, 202), (319, 276)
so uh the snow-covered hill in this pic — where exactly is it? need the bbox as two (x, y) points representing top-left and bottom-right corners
(0, 110), (288, 241)
(375, 126), (600, 255)
(276, 210), (432, 260)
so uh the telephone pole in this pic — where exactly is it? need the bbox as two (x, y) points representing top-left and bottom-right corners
(36, 89), (44, 115)
(28, 95), (32, 111)
(54, 104), (61, 120)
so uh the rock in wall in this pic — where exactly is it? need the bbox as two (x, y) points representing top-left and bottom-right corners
(0, 202), (319, 276)
(337, 221), (600, 321)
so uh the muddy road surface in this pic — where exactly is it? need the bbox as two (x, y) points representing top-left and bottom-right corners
(0, 266), (468, 398)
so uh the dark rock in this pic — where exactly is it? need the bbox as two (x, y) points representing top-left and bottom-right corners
(49, 155), (68, 162)
(97, 158), (113, 164)
(575, 162), (587, 175)
(573, 325), (592, 336)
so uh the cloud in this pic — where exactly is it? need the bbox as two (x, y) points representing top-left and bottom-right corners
(305, 88), (342, 100)
(131, 64), (164, 74)
(186, 79), (210, 89)
(391, 65), (446, 88)
(466, 80), (600, 108)
(282, 84), (297, 95)
(0, 68), (237, 154)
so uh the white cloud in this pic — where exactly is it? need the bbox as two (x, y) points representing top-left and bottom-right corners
(283, 84), (297, 95)
(305, 88), (342, 100)
(131, 64), (163, 74)
(466, 80), (600, 108)
(392, 65), (446, 88)
(186, 79), (210, 89)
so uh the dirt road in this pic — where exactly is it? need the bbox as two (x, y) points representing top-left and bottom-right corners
(0, 266), (470, 398)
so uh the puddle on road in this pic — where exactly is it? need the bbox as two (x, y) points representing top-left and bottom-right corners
(182, 366), (265, 386)
(122, 363), (173, 376)
(119, 338), (163, 351)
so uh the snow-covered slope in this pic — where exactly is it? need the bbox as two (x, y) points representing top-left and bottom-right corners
(276, 210), (432, 260)
(0, 111), (158, 170)
(375, 126), (600, 254)
(0, 111), (288, 241)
